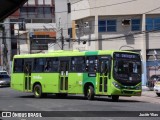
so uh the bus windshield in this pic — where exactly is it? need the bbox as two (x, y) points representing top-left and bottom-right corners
(113, 52), (141, 85)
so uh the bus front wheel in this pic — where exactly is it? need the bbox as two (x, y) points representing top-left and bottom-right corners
(87, 86), (94, 100)
(33, 84), (42, 98)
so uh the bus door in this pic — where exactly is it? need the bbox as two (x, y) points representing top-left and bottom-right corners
(24, 60), (32, 92)
(98, 57), (110, 93)
(59, 60), (69, 92)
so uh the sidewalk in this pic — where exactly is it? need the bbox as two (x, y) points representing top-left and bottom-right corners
(142, 86), (157, 97)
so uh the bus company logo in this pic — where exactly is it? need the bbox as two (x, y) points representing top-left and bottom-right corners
(33, 75), (42, 80)
(2, 112), (11, 117)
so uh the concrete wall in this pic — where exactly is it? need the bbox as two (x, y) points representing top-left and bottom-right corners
(71, 0), (160, 20)
(55, 0), (72, 38)
(71, 0), (90, 20)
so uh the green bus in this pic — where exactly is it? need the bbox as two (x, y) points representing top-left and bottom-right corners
(11, 50), (142, 101)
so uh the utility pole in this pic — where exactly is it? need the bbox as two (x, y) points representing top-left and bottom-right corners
(61, 28), (64, 50)
(18, 18), (26, 54)
(17, 29), (20, 54)
(0, 24), (8, 72)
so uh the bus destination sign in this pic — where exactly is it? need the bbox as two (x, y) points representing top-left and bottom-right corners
(114, 52), (139, 59)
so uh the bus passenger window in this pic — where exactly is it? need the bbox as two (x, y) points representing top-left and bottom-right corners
(14, 59), (23, 73)
(86, 56), (97, 72)
(34, 58), (45, 72)
(70, 58), (76, 71)
(51, 58), (59, 72)
(70, 57), (85, 72)
(45, 60), (52, 72)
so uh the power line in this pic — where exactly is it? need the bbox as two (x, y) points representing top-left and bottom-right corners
(0, 27), (160, 42)
(11, 0), (137, 15)
(5, 2), (160, 33)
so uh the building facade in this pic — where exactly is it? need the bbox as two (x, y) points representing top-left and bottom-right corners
(70, 0), (160, 85)
(1, 0), (72, 73)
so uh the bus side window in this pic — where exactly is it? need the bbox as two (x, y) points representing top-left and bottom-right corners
(14, 59), (24, 73)
(86, 56), (97, 72)
(45, 59), (52, 72)
(70, 57), (76, 72)
(70, 57), (85, 72)
(33, 58), (45, 72)
(52, 58), (59, 72)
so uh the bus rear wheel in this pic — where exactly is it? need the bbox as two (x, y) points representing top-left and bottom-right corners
(33, 84), (42, 98)
(112, 95), (119, 102)
(87, 86), (94, 100)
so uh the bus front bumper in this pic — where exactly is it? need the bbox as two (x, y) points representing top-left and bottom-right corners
(111, 89), (142, 96)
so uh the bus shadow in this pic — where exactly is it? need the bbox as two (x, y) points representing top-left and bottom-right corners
(94, 97), (143, 103)
(19, 94), (143, 103)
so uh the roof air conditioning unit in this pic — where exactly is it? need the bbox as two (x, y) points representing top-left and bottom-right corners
(122, 19), (131, 26)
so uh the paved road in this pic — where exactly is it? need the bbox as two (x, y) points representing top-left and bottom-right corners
(0, 87), (160, 120)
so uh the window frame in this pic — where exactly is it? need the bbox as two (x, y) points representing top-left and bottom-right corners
(146, 17), (160, 31)
(131, 19), (141, 31)
(98, 19), (117, 32)
(106, 19), (117, 32)
(98, 20), (106, 32)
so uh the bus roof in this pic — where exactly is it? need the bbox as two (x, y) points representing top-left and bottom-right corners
(13, 50), (139, 59)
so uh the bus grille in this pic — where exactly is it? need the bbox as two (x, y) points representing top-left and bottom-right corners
(122, 91), (134, 94)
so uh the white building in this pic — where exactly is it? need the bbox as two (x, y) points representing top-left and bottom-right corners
(70, 0), (160, 85)
(1, 0), (72, 73)
(55, 0), (72, 50)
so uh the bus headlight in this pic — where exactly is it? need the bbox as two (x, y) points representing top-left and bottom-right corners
(135, 86), (141, 90)
(112, 82), (121, 89)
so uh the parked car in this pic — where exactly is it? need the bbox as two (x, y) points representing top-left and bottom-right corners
(0, 71), (8, 75)
(146, 75), (160, 90)
(154, 78), (160, 96)
(0, 74), (11, 87)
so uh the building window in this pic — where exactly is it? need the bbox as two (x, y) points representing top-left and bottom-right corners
(44, 7), (51, 17)
(131, 19), (141, 31)
(154, 18), (160, 30)
(98, 20), (116, 32)
(107, 20), (116, 32)
(146, 17), (160, 31)
(37, 7), (44, 17)
(98, 20), (106, 32)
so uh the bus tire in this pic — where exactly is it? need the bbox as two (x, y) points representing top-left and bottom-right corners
(87, 86), (94, 100)
(156, 93), (160, 97)
(112, 95), (119, 102)
(33, 84), (42, 98)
